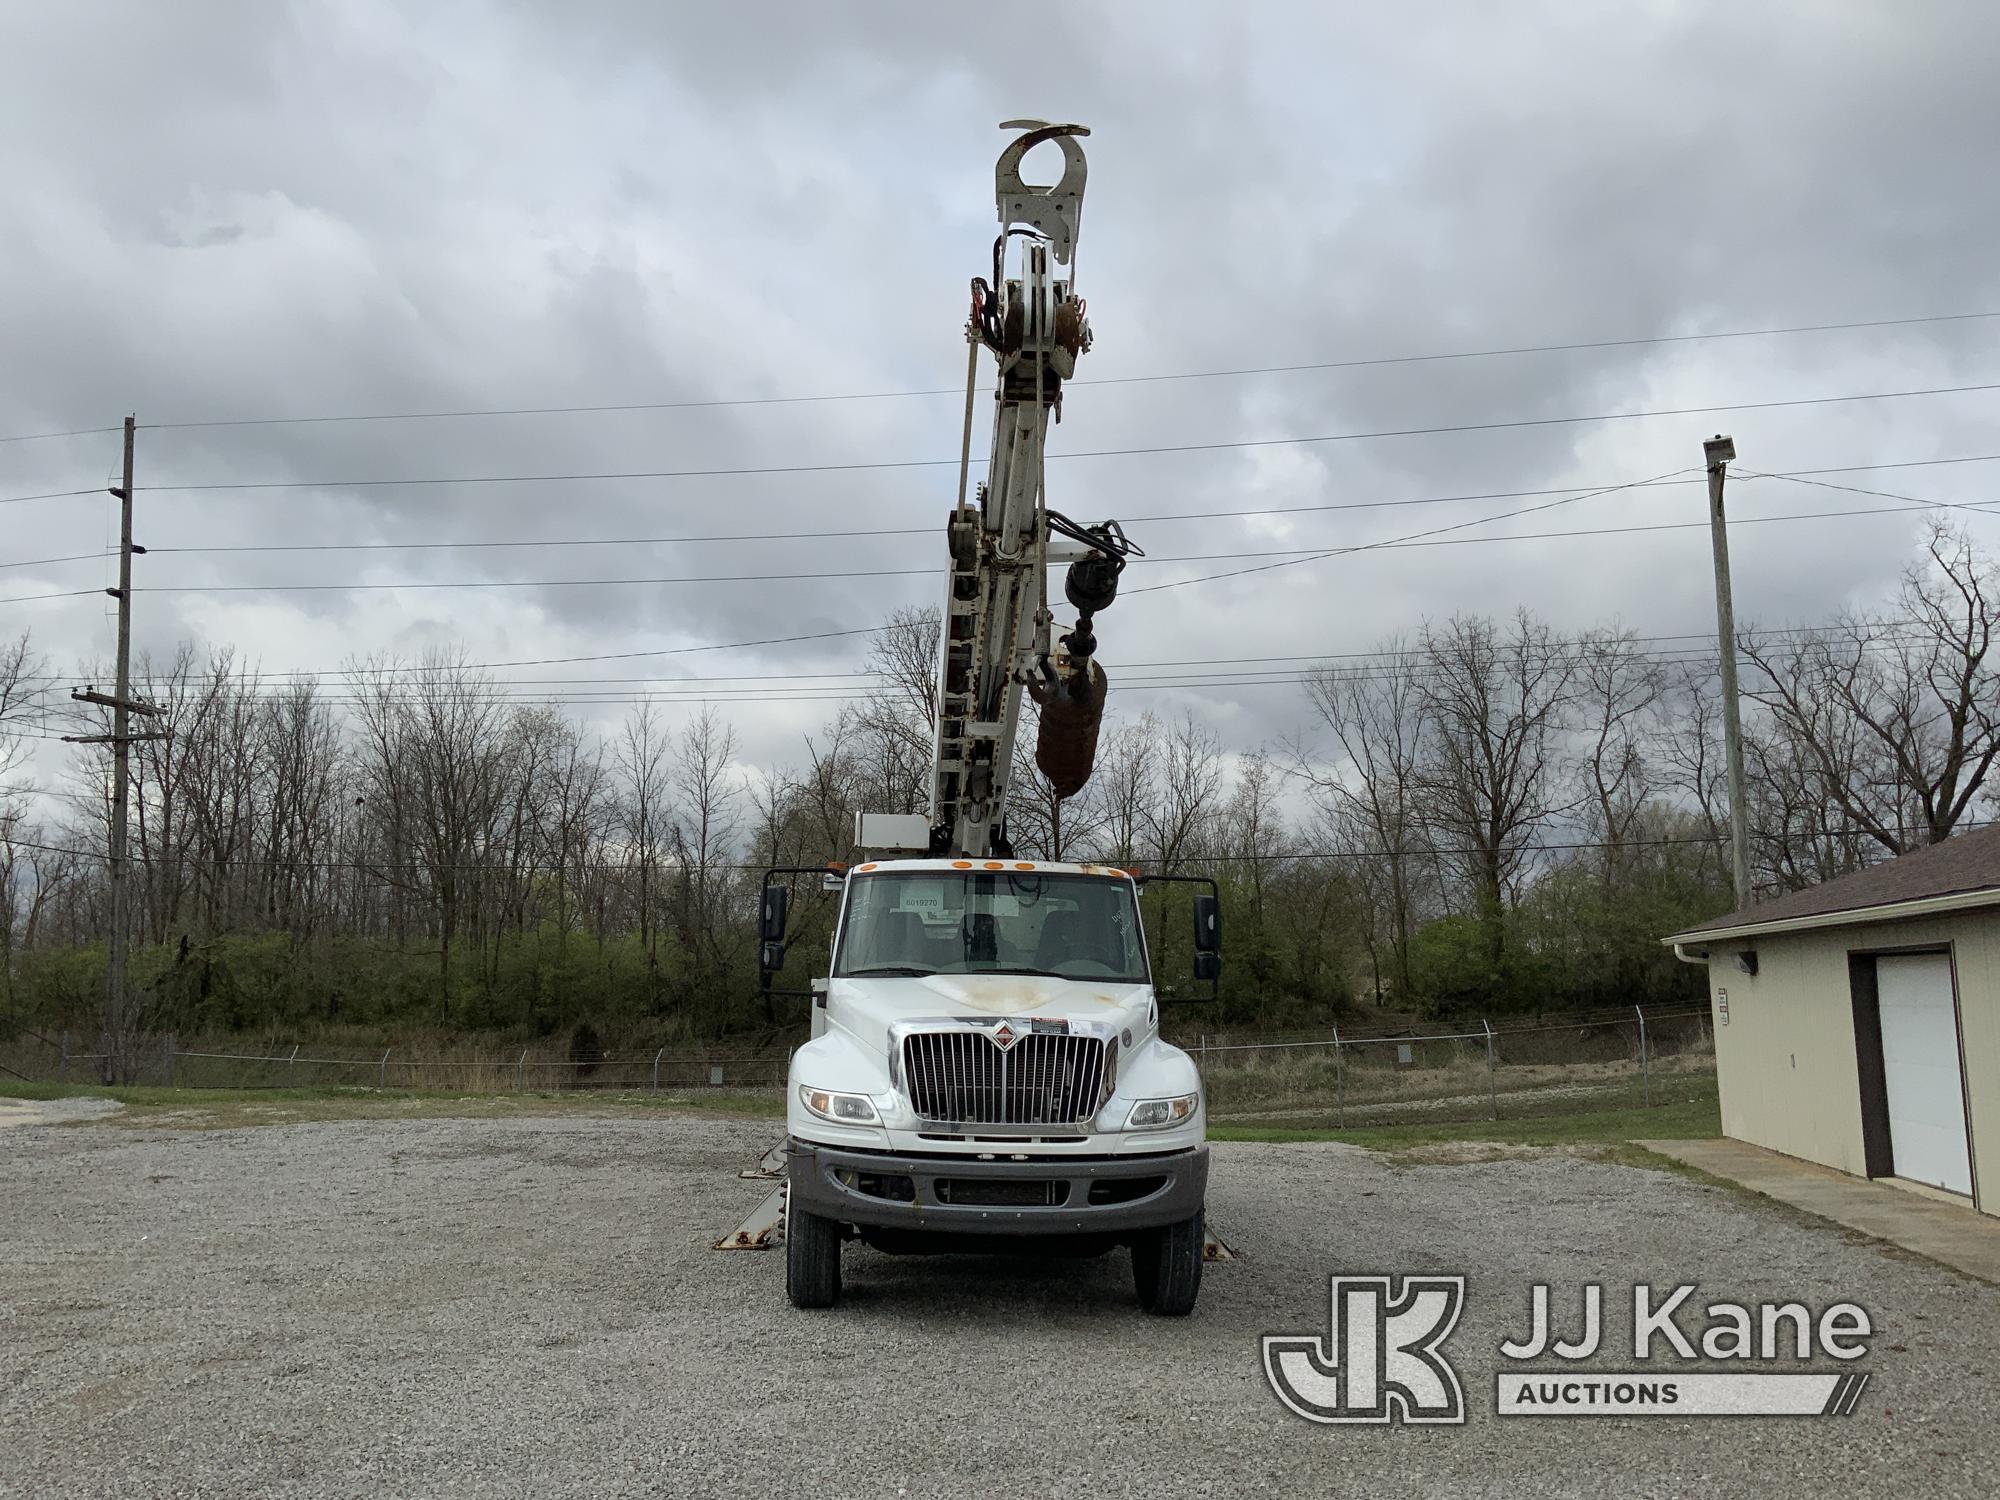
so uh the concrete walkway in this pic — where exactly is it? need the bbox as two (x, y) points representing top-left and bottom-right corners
(1640, 1137), (2000, 1284)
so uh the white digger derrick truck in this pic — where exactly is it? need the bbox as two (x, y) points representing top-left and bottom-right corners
(752, 123), (1223, 1314)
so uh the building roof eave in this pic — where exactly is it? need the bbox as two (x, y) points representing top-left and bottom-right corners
(1663, 886), (2000, 949)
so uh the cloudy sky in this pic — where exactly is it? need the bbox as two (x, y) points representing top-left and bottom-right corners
(5, 0), (1999, 788)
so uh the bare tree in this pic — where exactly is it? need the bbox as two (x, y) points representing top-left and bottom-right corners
(0, 630), (43, 785)
(1573, 627), (1667, 875)
(1222, 750), (1282, 917)
(614, 701), (673, 996)
(670, 707), (745, 1030)
(517, 709), (609, 962)
(1085, 716), (1153, 865)
(797, 713), (862, 865)
(1742, 711), (1875, 891)
(1141, 713), (1225, 871)
(849, 606), (938, 815)
(1294, 644), (1430, 1002)
(348, 650), (514, 1015)
(0, 633), (46, 997)
(1004, 703), (1109, 862)
(1414, 612), (1580, 973)
(1657, 660), (1731, 892)
(257, 677), (344, 940)
(1743, 525), (2000, 862)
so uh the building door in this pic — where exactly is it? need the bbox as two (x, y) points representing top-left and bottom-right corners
(1876, 954), (1973, 1195)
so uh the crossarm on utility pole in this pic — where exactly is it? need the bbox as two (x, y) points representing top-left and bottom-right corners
(70, 688), (161, 717)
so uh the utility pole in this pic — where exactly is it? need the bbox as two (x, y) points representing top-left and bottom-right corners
(65, 416), (166, 1083)
(1704, 432), (1751, 911)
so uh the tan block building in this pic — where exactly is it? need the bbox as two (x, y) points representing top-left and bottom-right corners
(1666, 826), (2000, 1217)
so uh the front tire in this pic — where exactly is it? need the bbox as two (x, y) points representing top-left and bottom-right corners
(786, 1203), (842, 1308)
(1132, 1208), (1204, 1316)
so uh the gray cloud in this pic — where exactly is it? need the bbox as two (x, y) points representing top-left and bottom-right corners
(4, 0), (1999, 779)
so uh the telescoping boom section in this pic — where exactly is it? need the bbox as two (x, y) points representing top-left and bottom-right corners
(917, 120), (1141, 861)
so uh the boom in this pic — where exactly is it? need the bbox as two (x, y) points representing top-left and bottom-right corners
(922, 121), (1139, 859)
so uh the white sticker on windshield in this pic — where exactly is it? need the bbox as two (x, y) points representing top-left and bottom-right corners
(895, 885), (947, 915)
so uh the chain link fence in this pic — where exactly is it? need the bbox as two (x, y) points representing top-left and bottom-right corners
(3, 1004), (1714, 1128)
(1189, 1005), (1714, 1127)
(0, 1027), (791, 1093)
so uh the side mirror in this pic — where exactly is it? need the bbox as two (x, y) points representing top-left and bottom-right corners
(760, 885), (790, 945)
(1193, 894), (1221, 954)
(1193, 950), (1221, 983)
(759, 941), (786, 976)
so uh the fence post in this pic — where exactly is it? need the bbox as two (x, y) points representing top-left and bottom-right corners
(1635, 1004), (1649, 1108)
(289, 1043), (300, 1084)
(59, 1030), (68, 1083)
(1483, 1018), (1497, 1121)
(1332, 1025), (1344, 1129)
(652, 1047), (665, 1092)
(166, 1034), (176, 1088)
(517, 1048), (528, 1092)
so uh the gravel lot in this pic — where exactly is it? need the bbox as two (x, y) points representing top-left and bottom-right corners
(3, 1113), (1997, 1499)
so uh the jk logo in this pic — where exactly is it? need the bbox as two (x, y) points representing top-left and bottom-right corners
(1262, 1276), (1467, 1425)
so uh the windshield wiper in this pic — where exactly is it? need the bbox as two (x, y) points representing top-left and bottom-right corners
(842, 964), (939, 977)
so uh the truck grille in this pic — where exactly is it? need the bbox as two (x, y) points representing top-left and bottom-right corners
(901, 1030), (1111, 1127)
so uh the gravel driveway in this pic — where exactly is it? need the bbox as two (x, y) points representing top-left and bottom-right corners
(2, 1113), (1995, 1498)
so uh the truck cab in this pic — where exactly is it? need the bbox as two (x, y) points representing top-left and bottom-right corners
(762, 857), (1218, 1314)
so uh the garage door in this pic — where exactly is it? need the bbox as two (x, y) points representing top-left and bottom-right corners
(1876, 954), (1973, 1196)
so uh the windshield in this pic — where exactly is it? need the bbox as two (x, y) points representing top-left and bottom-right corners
(833, 871), (1150, 982)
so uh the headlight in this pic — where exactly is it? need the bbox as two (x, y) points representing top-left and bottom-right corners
(1125, 1093), (1199, 1130)
(799, 1085), (880, 1124)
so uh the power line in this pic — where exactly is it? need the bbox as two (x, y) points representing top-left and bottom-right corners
(1131, 460), (2000, 598)
(8, 447), (1989, 530)
(134, 567), (940, 596)
(99, 307), (2000, 434)
(115, 452), (2000, 559)
(21, 628), (1957, 718)
(1131, 465), (1702, 595)
(0, 551), (115, 572)
(0, 487), (104, 509)
(8, 498), (1990, 609)
(1735, 467), (1982, 516)
(3, 823), (1976, 873)
(0, 426), (121, 448)
(0, 588), (102, 606)
(43, 614), (1940, 686)
(127, 379), (2000, 494)
(16, 608), (1951, 726)
(382, 625), (888, 673)
(8, 612), (1961, 707)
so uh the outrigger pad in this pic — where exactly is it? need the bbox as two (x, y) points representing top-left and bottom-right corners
(714, 1185), (786, 1251)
